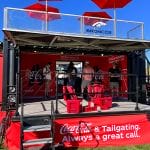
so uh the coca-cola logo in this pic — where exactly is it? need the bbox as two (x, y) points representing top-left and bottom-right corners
(60, 123), (92, 135)
(60, 55), (80, 61)
(109, 56), (125, 63)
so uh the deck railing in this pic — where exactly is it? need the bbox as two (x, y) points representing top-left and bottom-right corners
(3, 7), (144, 40)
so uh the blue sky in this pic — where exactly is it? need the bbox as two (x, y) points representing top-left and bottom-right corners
(0, 0), (150, 56)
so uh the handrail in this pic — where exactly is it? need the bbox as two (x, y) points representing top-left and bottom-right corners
(4, 7), (143, 24)
(127, 24), (142, 39)
(20, 77), (24, 150)
(3, 7), (144, 41)
(51, 100), (55, 149)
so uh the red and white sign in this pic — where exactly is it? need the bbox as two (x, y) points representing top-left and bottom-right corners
(4, 113), (150, 149)
(55, 114), (150, 147)
(21, 53), (128, 99)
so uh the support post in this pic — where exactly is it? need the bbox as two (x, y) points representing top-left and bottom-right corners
(2, 38), (9, 110)
(15, 47), (20, 116)
(55, 72), (59, 114)
(135, 75), (140, 111)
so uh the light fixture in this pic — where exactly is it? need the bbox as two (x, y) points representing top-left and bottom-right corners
(8, 95), (16, 103)
(9, 86), (16, 93)
(8, 86), (16, 103)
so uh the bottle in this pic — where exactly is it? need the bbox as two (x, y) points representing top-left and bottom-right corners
(97, 106), (101, 112)
(90, 101), (94, 108)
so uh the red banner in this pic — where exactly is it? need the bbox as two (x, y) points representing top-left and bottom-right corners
(55, 114), (150, 148)
(4, 113), (150, 149)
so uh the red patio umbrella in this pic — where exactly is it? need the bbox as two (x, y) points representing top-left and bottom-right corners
(38, 0), (62, 2)
(38, 0), (62, 14)
(25, 3), (60, 21)
(91, 0), (132, 34)
(92, 0), (132, 9)
(92, 0), (132, 20)
(82, 11), (112, 27)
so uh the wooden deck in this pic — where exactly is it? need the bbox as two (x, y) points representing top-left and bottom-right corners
(18, 99), (150, 116)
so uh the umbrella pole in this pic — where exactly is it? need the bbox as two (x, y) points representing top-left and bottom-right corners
(114, 7), (117, 37)
(80, 16), (84, 34)
(45, 0), (48, 31)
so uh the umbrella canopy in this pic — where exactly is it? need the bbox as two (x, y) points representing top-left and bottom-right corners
(82, 11), (112, 26)
(91, 0), (132, 9)
(38, 0), (62, 2)
(91, 0), (132, 35)
(24, 3), (60, 21)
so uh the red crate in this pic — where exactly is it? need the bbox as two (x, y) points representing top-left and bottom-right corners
(88, 84), (104, 99)
(93, 84), (104, 98)
(101, 97), (112, 110)
(67, 100), (82, 113)
(92, 97), (102, 106)
(87, 85), (95, 98)
(105, 97), (112, 108)
(84, 105), (97, 112)
(88, 101), (95, 107)
(89, 97), (112, 110)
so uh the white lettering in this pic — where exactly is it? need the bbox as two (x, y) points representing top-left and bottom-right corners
(102, 133), (124, 142)
(102, 124), (140, 133)
(62, 135), (93, 142)
(60, 123), (92, 134)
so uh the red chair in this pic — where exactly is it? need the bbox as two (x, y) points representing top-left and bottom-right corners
(87, 84), (112, 110)
(63, 86), (67, 101)
(93, 84), (104, 98)
(87, 84), (95, 99)
(63, 86), (82, 113)
(66, 86), (78, 100)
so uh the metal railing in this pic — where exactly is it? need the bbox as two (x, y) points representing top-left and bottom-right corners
(16, 69), (150, 113)
(3, 7), (144, 40)
(50, 100), (55, 149)
(54, 72), (150, 113)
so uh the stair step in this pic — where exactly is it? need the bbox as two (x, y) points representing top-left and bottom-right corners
(23, 138), (53, 146)
(23, 124), (51, 132)
(23, 115), (51, 126)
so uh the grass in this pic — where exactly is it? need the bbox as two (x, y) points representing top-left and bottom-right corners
(1, 144), (150, 150)
(67, 145), (150, 150)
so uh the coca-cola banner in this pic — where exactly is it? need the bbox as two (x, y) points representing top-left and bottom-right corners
(55, 114), (150, 148)
(21, 53), (127, 99)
